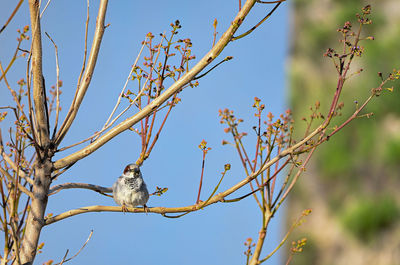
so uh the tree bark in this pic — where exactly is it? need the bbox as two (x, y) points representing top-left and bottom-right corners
(28, 0), (50, 148)
(20, 1), (52, 264)
(20, 160), (52, 264)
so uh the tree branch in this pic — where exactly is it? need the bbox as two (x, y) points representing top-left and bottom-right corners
(53, 0), (265, 170)
(231, 2), (282, 41)
(0, 0), (23, 34)
(0, 167), (34, 199)
(47, 121), (328, 225)
(54, 0), (109, 146)
(76, 0), (90, 90)
(49, 183), (112, 196)
(44, 32), (62, 140)
(53, 230), (93, 265)
(0, 143), (34, 186)
(29, 0), (50, 149)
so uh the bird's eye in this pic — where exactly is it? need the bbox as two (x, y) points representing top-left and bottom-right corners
(133, 167), (140, 174)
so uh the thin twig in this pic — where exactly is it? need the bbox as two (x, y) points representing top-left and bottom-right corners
(231, 2), (282, 41)
(0, 62), (31, 129)
(57, 77), (148, 152)
(0, 40), (21, 82)
(54, 230), (93, 265)
(0, 0), (24, 34)
(162, 212), (190, 218)
(54, 0), (109, 146)
(59, 36), (164, 152)
(272, 149), (314, 217)
(223, 159), (287, 203)
(212, 18), (218, 48)
(58, 250), (69, 265)
(199, 168), (228, 209)
(76, 0), (90, 89)
(0, 167), (34, 199)
(0, 173), (11, 262)
(196, 151), (207, 204)
(270, 161), (295, 209)
(0, 146), (33, 185)
(193, 56), (233, 80)
(25, 46), (42, 160)
(100, 37), (147, 132)
(53, 0), (262, 170)
(258, 210), (310, 264)
(40, 0), (52, 18)
(256, 0), (286, 3)
(144, 100), (173, 157)
(50, 162), (75, 180)
(44, 32), (62, 139)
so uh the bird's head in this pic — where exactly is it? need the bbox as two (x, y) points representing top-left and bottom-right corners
(123, 163), (141, 178)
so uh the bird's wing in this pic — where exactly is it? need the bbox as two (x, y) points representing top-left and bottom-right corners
(112, 176), (123, 192)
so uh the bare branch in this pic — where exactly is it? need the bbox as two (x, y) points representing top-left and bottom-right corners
(0, 62), (31, 128)
(232, 1), (282, 41)
(29, 0), (50, 149)
(272, 148), (315, 217)
(257, 209), (311, 264)
(40, 0), (53, 18)
(26, 49), (42, 158)
(0, 167), (34, 199)
(100, 37), (147, 131)
(193, 56), (233, 80)
(47, 125), (325, 225)
(58, 250), (69, 265)
(57, 58), (155, 153)
(49, 183), (112, 196)
(54, 0), (109, 146)
(44, 32), (62, 139)
(54, 230), (93, 265)
(256, 0), (286, 3)
(76, 0), (90, 90)
(54, 0), (263, 170)
(0, 143), (34, 186)
(0, 37), (23, 83)
(0, 0), (23, 34)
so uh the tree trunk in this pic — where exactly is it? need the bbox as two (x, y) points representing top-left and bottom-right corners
(21, 1), (52, 262)
(20, 160), (52, 264)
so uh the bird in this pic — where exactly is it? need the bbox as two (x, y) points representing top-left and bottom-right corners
(112, 163), (149, 213)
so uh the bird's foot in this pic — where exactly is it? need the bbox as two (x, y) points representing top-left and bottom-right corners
(122, 204), (129, 214)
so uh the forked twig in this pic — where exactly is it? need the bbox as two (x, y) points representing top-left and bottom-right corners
(231, 2), (283, 41)
(54, 230), (93, 265)
(258, 209), (311, 264)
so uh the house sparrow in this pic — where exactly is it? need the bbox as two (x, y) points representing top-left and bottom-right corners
(112, 164), (149, 212)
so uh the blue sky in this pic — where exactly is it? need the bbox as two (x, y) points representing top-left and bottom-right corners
(1, 1), (289, 264)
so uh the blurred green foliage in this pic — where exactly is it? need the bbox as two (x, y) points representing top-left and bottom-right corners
(340, 195), (399, 242)
(384, 138), (400, 165)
